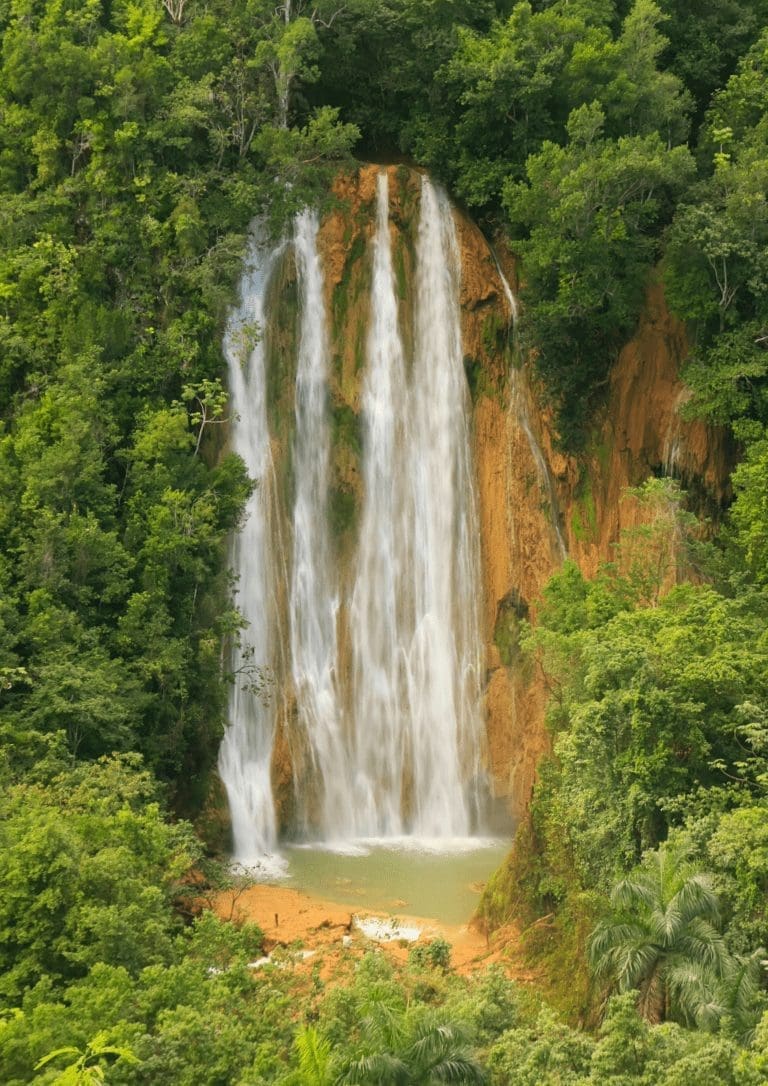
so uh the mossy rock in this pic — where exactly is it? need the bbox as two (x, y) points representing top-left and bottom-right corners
(570, 482), (598, 544)
(195, 770), (233, 854)
(493, 589), (529, 668)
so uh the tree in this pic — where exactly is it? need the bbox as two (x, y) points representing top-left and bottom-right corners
(0, 755), (198, 1006)
(656, 0), (768, 123)
(729, 430), (768, 581)
(281, 1027), (334, 1086)
(486, 1007), (593, 1086)
(337, 1012), (486, 1086)
(34, 1032), (139, 1085)
(664, 35), (768, 430)
(504, 103), (694, 442)
(588, 847), (730, 1025)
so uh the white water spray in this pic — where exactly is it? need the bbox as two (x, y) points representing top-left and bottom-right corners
(223, 178), (497, 858)
(289, 210), (351, 836)
(218, 232), (286, 873)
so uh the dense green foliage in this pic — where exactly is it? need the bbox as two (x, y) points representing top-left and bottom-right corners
(0, 0), (358, 805)
(3, 0), (768, 1082)
(588, 847), (763, 1034)
(481, 478), (768, 1053)
(313, 0), (768, 439)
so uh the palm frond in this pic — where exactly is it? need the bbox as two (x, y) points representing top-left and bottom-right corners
(408, 1021), (466, 1064)
(666, 956), (726, 1030)
(672, 872), (720, 926)
(431, 1055), (486, 1084)
(616, 942), (662, 992)
(588, 922), (647, 971)
(295, 1026), (332, 1086)
(336, 1051), (408, 1086)
(648, 903), (683, 946)
(677, 918), (729, 974)
(611, 875), (656, 913)
(720, 948), (766, 1041)
(34, 1047), (80, 1070)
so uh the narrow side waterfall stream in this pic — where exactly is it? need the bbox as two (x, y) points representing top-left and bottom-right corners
(494, 264), (567, 560)
(219, 173), (509, 912)
(218, 234), (284, 872)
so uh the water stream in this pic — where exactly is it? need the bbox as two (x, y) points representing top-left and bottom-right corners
(348, 172), (410, 835)
(403, 177), (486, 835)
(218, 231), (285, 874)
(663, 387), (691, 478)
(221, 175), (502, 873)
(289, 210), (351, 837)
(493, 260), (567, 560)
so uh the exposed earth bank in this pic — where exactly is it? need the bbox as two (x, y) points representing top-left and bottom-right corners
(210, 880), (536, 981)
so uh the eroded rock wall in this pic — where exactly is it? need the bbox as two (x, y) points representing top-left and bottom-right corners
(256, 163), (731, 832)
(468, 269), (732, 820)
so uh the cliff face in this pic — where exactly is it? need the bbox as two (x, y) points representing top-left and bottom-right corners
(468, 271), (732, 820)
(256, 163), (731, 831)
(562, 282), (732, 578)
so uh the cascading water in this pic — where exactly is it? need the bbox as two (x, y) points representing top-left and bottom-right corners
(346, 174), (486, 839)
(289, 210), (351, 838)
(663, 388), (690, 478)
(494, 263), (567, 560)
(348, 173), (410, 836)
(402, 177), (486, 836)
(218, 232), (285, 871)
(222, 175), (494, 862)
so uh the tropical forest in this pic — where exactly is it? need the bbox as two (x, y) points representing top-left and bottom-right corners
(2, 0), (768, 1082)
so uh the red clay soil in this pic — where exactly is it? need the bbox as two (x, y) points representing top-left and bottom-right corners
(209, 881), (537, 982)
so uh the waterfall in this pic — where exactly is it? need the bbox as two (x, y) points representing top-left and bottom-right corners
(346, 174), (486, 838)
(663, 388), (690, 478)
(289, 210), (351, 838)
(218, 231), (285, 872)
(494, 263), (567, 560)
(348, 173), (410, 835)
(402, 176), (486, 835)
(222, 176), (493, 859)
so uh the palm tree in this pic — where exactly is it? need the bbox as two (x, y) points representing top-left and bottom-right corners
(282, 1027), (334, 1086)
(336, 1003), (486, 1085)
(588, 847), (731, 1025)
(694, 947), (766, 1040)
(34, 1032), (140, 1084)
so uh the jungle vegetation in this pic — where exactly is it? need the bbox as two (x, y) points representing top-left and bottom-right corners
(2, 0), (768, 1081)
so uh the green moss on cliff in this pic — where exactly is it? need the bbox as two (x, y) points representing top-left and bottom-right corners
(332, 402), (361, 457)
(493, 590), (529, 668)
(329, 485), (357, 537)
(479, 815), (600, 1026)
(570, 483), (597, 544)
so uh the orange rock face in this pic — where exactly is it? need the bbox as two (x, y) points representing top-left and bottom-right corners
(465, 265), (732, 819)
(254, 165), (734, 835)
(565, 281), (732, 578)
